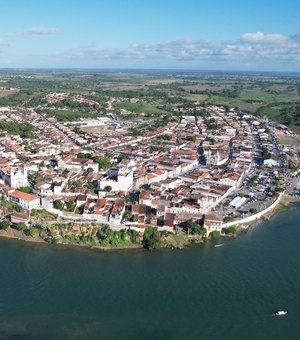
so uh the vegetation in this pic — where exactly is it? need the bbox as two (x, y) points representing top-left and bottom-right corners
(189, 222), (207, 235)
(0, 122), (35, 138)
(210, 230), (221, 239)
(97, 225), (139, 247)
(19, 186), (33, 194)
(226, 227), (237, 234)
(0, 220), (10, 230)
(143, 226), (161, 250)
(53, 200), (64, 210)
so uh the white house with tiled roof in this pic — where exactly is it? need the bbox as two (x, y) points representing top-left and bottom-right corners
(9, 191), (40, 210)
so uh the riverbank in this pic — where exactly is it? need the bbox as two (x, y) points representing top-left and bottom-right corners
(0, 228), (145, 251)
(0, 194), (298, 251)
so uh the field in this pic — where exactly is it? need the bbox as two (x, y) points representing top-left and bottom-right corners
(275, 131), (300, 146)
(0, 88), (18, 97)
(0, 70), (300, 134)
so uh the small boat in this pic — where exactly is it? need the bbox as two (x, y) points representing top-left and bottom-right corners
(273, 310), (287, 316)
(214, 244), (223, 248)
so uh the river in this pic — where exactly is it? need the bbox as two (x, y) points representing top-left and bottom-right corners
(0, 204), (300, 339)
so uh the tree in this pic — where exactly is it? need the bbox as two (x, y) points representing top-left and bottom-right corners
(143, 226), (161, 250)
(13, 204), (22, 213)
(226, 227), (237, 234)
(87, 182), (94, 190)
(189, 222), (206, 235)
(93, 156), (111, 170)
(19, 186), (33, 194)
(210, 230), (220, 239)
(0, 220), (10, 230)
(53, 200), (64, 210)
(104, 186), (112, 192)
(66, 201), (76, 212)
(117, 154), (130, 163)
(249, 208), (257, 214)
(74, 180), (83, 188)
(86, 167), (94, 173)
(223, 216), (234, 223)
(25, 227), (40, 237)
(15, 222), (26, 231)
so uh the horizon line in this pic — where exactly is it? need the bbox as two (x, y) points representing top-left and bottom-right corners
(0, 67), (300, 75)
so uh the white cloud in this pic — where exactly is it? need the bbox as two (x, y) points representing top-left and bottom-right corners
(13, 27), (62, 36)
(241, 32), (289, 44)
(40, 31), (300, 69)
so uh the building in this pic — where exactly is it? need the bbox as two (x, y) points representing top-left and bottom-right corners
(58, 155), (99, 172)
(99, 169), (133, 192)
(9, 191), (40, 210)
(204, 213), (223, 236)
(110, 199), (125, 224)
(0, 166), (28, 189)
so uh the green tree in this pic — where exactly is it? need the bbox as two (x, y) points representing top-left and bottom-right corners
(189, 222), (206, 235)
(74, 180), (83, 188)
(104, 185), (112, 192)
(226, 227), (237, 234)
(15, 222), (26, 231)
(25, 227), (40, 237)
(86, 167), (94, 173)
(223, 216), (234, 223)
(13, 204), (22, 213)
(66, 201), (76, 212)
(210, 230), (221, 239)
(53, 200), (64, 210)
(93, 156), (111, 170)
(87, 182), (95, 190)
(143, 226), (161, 250)
(0, 220), (10, 230)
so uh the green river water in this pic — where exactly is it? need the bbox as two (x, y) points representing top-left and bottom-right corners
(0, 204), (300, 339)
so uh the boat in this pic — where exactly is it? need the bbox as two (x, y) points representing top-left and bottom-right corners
(214, 244), (223, 248)
(273, 311), (287, 316)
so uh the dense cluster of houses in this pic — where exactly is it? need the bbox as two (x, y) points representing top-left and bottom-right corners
(0, 98), (298, 236)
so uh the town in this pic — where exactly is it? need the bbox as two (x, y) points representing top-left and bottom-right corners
(0, 79), (300, 249)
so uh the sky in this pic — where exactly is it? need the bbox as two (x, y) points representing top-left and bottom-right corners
(0, 0), (300, 71)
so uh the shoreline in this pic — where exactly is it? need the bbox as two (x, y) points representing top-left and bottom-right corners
(0, 194), (299, 251)
(0, 229), (144, 252)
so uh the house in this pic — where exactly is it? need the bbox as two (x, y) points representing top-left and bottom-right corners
(58, 155), (99, 172)
(131, 204), (147, 224)
(10, 211), (30, 225)
(9, 191), (40, 210)
(204, 213), (223, 236)
(110, 199), (125, 224)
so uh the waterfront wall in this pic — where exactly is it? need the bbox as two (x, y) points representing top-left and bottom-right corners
(222, 193), (283, 229)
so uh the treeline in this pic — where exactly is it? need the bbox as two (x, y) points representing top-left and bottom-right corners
(36, 108), (99, 122)
(189, 87), (241, 98)
(51, 98), (101, 112)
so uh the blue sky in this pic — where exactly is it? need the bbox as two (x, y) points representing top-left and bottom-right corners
(0, 0), (300, 71)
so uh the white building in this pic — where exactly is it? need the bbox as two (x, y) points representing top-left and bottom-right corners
(0, 166), (28, 189)
(58, 155), (99, 172)
(9, 191), (40, 210)
(99, 169), (133, 192)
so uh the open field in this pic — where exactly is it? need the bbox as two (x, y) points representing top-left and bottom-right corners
(0, 88), (19, 97)
(1, 70), (300, 133)
(275, 131), (300, 146)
